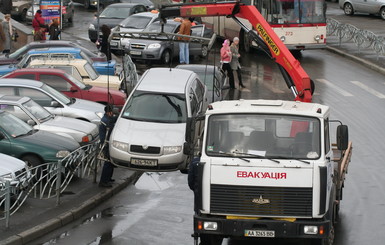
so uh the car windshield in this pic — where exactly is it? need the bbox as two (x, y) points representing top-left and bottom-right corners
(84, 63), (99, 80)
(121, 15), (153, 29)
(100, 7), (132, 18)
(41, 84), (71, 105)
(64, 73), (86, 89)
(206, 114), (321, 160)
(23, 99), (52, 122)
(0, 112), (33, 138)
(122, 91), (187, 123)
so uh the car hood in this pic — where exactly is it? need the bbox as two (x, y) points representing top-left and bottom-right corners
(41, 116), (98, 135)
(0, 64), (17, 76)
(0, 153), (26, 174)
(87, 75), (122, 90)
(92, 18), (124, 30)
(18, 130), (80, 151)
(70, 98), (105, 112)
(112, 118), (186, 147)
(129, 38), (166, 45)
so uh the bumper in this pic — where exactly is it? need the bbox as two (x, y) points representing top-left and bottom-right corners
(286, 43), (326, 50)
(124, 48), (163, 61)
(194, 215), (331, 239)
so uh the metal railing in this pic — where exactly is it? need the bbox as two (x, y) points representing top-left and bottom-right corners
(0, 141), (100, 228)
(327, 18), (385, 60)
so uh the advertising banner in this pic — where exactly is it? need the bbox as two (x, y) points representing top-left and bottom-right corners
(40, 0), (61, 25)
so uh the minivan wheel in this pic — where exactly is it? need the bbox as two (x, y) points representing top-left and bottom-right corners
(380, 7), (385, 20)
(161, 49), (171, 64)
(344, 3), (354, 16)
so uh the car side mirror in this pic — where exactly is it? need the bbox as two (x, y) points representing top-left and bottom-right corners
(337, 125), (349, 150)
(70, 86), (78, 92)
(27, 119), (36, 126)
(50, 101), (60, 107)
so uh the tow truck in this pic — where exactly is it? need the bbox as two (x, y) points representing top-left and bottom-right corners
(111, 1), (353, 244)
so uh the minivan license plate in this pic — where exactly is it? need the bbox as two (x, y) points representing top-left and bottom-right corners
(130, 51), (142, 56)
(244, 230), (275, 238)
(131, 158), (157, 166)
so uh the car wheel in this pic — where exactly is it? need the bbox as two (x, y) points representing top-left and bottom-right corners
(84, 0), (90, 9)
(21, 9), (27, 22)
(380, 7), (385, 20)
(161, 49), (171, 64)
(68, 12), (74, 23)
(22, 155), (42, 168)
(200, 45), (209, 58)
(344, 3), (354, 16)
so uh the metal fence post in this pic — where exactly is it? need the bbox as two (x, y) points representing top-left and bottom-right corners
(5, 180), (11, 228)
(56, 160), (62, 206)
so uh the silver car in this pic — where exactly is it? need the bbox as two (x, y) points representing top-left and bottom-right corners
(109, 68), (208, 172)
(0, 153), (29, 198)
(0, 95), (99, 145)
(340, 0), (385, 19)
(0, 79), (105, 125)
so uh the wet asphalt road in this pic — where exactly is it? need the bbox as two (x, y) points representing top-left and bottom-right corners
(27, 2), (385, 245)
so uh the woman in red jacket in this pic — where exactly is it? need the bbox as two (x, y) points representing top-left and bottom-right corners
(32, 10), (47, 40)
(220, 39), (235, 89)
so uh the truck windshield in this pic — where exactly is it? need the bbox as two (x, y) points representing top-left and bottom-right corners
(122, 91), (187, 123)
(206, 114), (320, 160)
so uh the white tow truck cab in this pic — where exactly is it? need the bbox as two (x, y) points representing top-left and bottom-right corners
(192, 99), (352, 245)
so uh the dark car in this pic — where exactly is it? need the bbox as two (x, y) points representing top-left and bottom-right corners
(26, 0), (75, 24)
(121, 0), (155, 10)
(88, 3), (148, 42)
(73, 0), (119, 9)
(176, 64), (226, 103)
(0, 41), (106, 66)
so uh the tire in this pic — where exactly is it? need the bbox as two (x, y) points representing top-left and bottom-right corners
(84, 0), (90, 9)
(380, 7), (385, 20)
(240, 30), (251, 52)
(22, 155), (42, 168)
(343, 3), (354, 16)
(68, 12), (74, 23)
(200, 234), (223, 245)
(200, 45), (209, 58)
(161, 49), (171, 64)
(21, 9), (27, 22)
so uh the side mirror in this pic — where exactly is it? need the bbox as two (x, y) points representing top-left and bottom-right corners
(27, 119), (36, 126)
(337, 125), (349, 150)
(70, 86), (78, 92)
(50, 101), (59, 107)
(184, 117), (195, 155)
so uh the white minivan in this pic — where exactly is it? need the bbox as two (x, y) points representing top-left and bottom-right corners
(109, 68), (208, 172)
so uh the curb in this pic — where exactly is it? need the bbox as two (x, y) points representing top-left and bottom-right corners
(326, 46), (385, 76)
(0, 171), (142, 245)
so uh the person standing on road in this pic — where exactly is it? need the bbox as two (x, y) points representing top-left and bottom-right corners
(99, 105), (117, 188)
(230, 37), (245, 88)
(99, 24), (112, 61)
(32, 10), (47, 41)
(1, 14), (12, 54)
(178, 17), (192, 64)
(220, 39), (235, 89)
(48, 18), (60, 40)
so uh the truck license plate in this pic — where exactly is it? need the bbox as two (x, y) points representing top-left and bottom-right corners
(131, 158), (157, 166)
(130, 51), (142, 56)
(244, 230), (275, 238)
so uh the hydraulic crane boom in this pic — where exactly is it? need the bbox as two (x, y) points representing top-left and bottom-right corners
(160, 1), (313, 102)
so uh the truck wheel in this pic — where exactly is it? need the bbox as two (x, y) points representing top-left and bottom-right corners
(380, 7), (385, 20)
(200, 234), (223, 245)
(343, 3), (354, 16)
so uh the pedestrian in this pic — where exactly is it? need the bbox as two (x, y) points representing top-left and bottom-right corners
(99, 105), (117, 188)
(230, 37), (245, 88)
(0, 20), (5, 52)
(220, 39), (235, 89)
(99, 24), (111, 60)
(32, 10), (47, 41)
(178, 17), (192, 64)
(188, 156), (201, 214)
(48, 18), (60, 40)
(1, 14), (12, 54)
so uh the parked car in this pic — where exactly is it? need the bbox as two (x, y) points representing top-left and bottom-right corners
(175, 64), (226, 102)
(0, 47), (116, 76)
(124, 20), (211, 64)
(0, 110), (80, 167)
(26, 0), (75, 24)
(340, 0), (385, 19)
(109, 68), (208, 172)
(3, 68), (126, 108)
(11, 0), (31, 21)
(28, 59), (124, 91)
(73, 0), (119, 9)
(122, 0), (155, 10)
(0, 41), (106, 66)
(110, 11), (160, 52)
(0, 153), (29, 197)
(0, 95), (99, 145)
(0, 79), (105, 125)
(88, 3), (148, 42)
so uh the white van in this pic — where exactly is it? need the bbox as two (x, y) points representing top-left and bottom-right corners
(109, 68), (208, 172)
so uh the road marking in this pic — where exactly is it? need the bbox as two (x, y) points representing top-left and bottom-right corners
(316, 79), (353, 97)
(351, 81), (385, 99)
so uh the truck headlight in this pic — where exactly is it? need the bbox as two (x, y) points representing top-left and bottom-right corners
(112, 140), (129, 152)
(164, 146), (182, 155)
(0, 173), (13, 182)
(56, 150), (70, 158)
(89, 24), (96, 30)
(204, 222), (218, 231)
(304, 225), (318, 235)
(148, 43), (161, 49)
(96, 112), (104, 118)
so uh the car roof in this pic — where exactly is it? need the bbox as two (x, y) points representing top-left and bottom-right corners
(137, 68), (195, 94)
(0, 78), (44, 87)
(130, 12), (158, 18)
(7, 68), (67, 75)
(0, 94), (30, 104)
(29, 40), (76, 46)
(27, 47), (82, 54)
(176, 64), (219, 73)
(107, 3), (143, 7)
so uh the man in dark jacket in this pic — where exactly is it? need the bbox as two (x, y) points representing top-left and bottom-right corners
(99, 105), (117, 188)
(188, 156), (201, 213)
